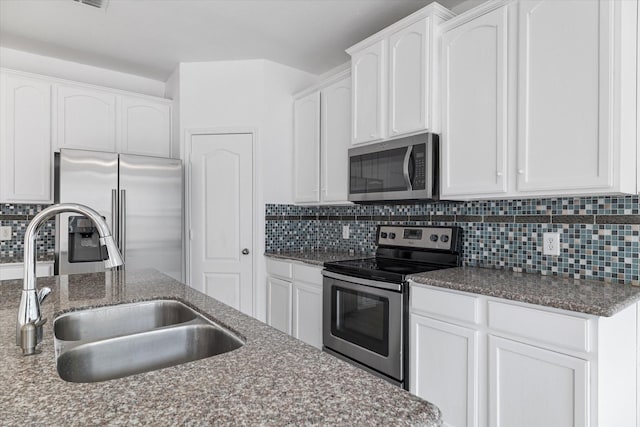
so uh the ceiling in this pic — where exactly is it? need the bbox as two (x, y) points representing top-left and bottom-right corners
(0, 0), (472, 82)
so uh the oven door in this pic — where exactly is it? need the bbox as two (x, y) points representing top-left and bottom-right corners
(322, 271), (403, 381)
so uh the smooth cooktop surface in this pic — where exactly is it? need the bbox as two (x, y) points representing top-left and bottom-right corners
(324, 257), (452, 283)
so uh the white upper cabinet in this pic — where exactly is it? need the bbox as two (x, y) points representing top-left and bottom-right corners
(347, 4), (455, 145)
(293, 72), (351, 204)
(121, 95), (171, 158)
(351, 40), (386, 144)
(517, 0), (615, 192)
(389, 19), (430, 137)
(293, 91), (321, 203)
(321, 76), (352, 202)
(440, 3), (511, 197)
(57, 85), (117, 152)
(516, 0), (638, 196)
(441, 0), (638, 200)
(0, 72), (52, 203)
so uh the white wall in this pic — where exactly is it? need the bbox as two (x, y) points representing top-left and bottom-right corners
(450, 0), (488, 15)
(164, 66), (181, 159)
(178, 59), (317, 320)
(0, 47), (166, 97)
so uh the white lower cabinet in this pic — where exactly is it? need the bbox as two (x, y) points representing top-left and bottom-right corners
(292, 277), (323, 348)
(489, 335), (588, 427)
(411, 314), (479, 427)
(267, 276), (292, 335)
(266, 258), (323, 349)
(410, 283), (639, 427)
(0, 262), (54, 281)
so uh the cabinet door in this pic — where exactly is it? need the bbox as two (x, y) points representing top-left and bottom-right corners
(517, 0), (612, 192)
(489, 335), (588, 427)
(351, 40), (386, 144)
(293, 91), (320, 203)
(440, 5), (510, 197)
(321, 76), (351, 203)
(267, 276), (292, 335)
(389, 18), (429, 137)
(57, 85), (117, 152)
(0, 73), (52, 203)
(121, 96), (171, 157)
(292, 280), (323, 349)
(411, 314), (479, 427)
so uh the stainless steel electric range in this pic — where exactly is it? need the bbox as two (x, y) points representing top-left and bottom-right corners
(322, 225), (463, 389)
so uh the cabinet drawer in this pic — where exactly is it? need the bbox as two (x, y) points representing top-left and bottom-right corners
(266, 259), (292, 279)
(488, 301), (590, 352)
(0, 262), (53, 280)
(293, 263), (322, 285)
(411, 285), (479, 324)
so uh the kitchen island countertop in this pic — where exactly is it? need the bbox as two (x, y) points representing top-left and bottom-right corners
(0, 270), (441, 426)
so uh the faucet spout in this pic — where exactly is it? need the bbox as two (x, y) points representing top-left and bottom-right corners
(17, 203), (124, 352)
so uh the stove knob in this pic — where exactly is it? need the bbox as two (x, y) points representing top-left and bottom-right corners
(389, 233), (396, 239)
(380, 232), (388, 238)
(440, 235), (450, 243)
(429, 234), (439, 242)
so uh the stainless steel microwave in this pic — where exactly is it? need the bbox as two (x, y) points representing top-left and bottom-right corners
(348, 133), (439, 203)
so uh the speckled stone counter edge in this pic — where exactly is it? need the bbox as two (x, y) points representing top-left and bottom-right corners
(266, 252), (640, 318)
(264, 250), (364, 266)
(409, 267), (640, 317)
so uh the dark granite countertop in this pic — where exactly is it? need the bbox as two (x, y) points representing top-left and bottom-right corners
(0, 254), (54, 264)
(264, 250), (369, 266)
(410, 267), (640, 317)
(1, 270), (440, 426)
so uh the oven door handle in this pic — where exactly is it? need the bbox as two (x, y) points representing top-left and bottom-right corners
(322, 270), (403, 292)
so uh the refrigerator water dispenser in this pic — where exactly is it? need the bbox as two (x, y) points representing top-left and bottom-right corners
(68, 216), (108, 263)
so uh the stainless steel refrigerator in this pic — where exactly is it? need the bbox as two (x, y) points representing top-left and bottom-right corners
(55, 149), (183, 281)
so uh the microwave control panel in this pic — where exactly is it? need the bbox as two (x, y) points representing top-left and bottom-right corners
(412, 144), (426, 190)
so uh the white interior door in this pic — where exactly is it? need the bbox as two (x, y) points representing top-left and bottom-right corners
(189, 133), (253, 315)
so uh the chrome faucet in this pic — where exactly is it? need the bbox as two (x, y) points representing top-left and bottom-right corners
(17, 203), (124, 355)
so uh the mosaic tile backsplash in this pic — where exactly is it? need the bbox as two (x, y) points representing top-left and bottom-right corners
(265, 196), (640, 286)
(0, 204), (55, 259)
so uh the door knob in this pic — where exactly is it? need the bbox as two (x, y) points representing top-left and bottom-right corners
(242, 248), (250, 255)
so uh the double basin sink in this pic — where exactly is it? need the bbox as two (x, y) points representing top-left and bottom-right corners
(53, 299), (244, 383)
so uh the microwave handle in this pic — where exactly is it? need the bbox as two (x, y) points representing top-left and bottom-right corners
(403, 146), (413, 191)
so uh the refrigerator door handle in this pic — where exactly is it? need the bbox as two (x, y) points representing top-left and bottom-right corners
(111, 189), (118, 242)
(119, 189), (126, 264)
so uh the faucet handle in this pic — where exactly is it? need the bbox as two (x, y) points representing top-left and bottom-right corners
(38, 287), (51, 305)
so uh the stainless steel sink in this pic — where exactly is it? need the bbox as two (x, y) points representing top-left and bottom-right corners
(54, 300), (199, 342)
(53, 299), (243, 383)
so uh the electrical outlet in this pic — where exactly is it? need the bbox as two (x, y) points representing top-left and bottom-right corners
(342, 225), (350, 239)
(0, 226), (11, 241)
(543, 232), (560, 256)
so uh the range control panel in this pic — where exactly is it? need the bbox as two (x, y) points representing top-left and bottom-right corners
(377, 225), (457, 251)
